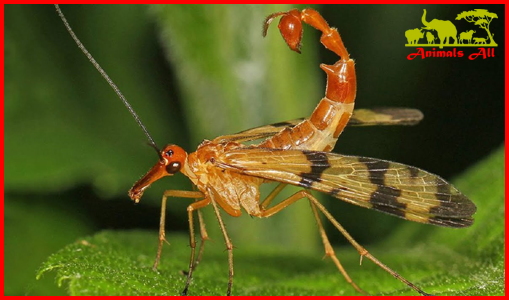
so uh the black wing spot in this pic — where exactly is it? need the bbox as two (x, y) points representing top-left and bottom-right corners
(358, 157), (405, 213)
(358, 157), (390, 186)
(428, 216), (474, 228)
(298, 151), (330, 188)
(370, 186), (405, 216)
(434, 178), (452, 202)
(408, 166), (420, 178)
(372, 203), (406, 218)
(330, 187), (347, 196)
(430, 178), (477, 218)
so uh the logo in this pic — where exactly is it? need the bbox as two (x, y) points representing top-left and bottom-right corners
(405, 9), (498, 60)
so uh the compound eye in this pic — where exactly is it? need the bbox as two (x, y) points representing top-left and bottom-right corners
(166, 161), (181, 174)
(165, 149), (174, 157)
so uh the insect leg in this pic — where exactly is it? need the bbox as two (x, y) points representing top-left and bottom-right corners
(261, 183), (363, 293)
(182, 198), (211, 296)
(309, 201), (368, 295)
(153, 190), (205, 271)
(209, 190), (235, 296)
(260, 183), (287, 209)
(260, 190), (430, 295)
(311, 197), (431, 295)
(259, 183), (365, 293)
(193, 209), (209, 270)
(191, 185), (210, 271)
(260, 191), (365, 294)
(180, 208), (209, 277)
(260, 183), (368, 295)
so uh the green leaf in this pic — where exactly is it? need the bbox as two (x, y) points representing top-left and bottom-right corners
(37, 145), (505, 295)
(5, 195), (95, 295)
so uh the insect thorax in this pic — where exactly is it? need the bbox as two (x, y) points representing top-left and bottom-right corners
(186, 140), (263, 217)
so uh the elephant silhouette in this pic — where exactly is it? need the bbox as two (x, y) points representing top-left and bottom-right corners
(421, 9), (457, 48)
(459, 30), (476, 44)
(426, 32), (436, 44)
(405, 28), (424, 45)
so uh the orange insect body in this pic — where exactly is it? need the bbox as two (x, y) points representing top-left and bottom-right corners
(189, 141), (264, 217)
(130, 8), (357, 212)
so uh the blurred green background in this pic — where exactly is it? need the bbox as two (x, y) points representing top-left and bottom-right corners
(4, 4), (504, 295)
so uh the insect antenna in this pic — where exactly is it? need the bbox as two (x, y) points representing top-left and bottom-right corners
(146, 142), (163, 160)
(54, 4), (160, 154)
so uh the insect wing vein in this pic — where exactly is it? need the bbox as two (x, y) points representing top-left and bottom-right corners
(217, 148), (476, 227)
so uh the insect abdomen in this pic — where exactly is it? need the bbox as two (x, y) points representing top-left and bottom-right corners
(261, 59), (356, 152)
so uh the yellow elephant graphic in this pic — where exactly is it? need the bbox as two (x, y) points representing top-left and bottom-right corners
(421, 9), (457, 48)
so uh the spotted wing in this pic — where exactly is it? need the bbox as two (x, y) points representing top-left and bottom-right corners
(212, 108), (423, 143)
(216, 148), (476, 228)
(349, 108), (423, 126)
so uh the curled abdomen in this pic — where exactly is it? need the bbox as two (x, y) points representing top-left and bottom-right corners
(261, 59), (356, 151)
